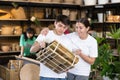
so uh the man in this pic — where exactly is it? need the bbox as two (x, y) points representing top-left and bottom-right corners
(30, 14), (74, 80)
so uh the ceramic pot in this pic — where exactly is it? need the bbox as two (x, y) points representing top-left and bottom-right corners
(98, 0), (109, 4)
(43, 0), (51, 2)
(1, 45), (10, 52)
(97, 13), (103, 22)
(74, 0), (83, 5)
(64, 0), (74, 4)
(111, 0), (120, 3)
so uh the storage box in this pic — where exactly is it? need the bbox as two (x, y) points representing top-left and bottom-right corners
(0, 60), (23, 80)
(0, 65), (20, 80)
(8, 60), (23, 70)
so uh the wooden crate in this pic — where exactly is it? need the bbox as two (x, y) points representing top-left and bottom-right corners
(0, 65), (20, 80)
(0, 65), (7, 80)
(0, 59), (23, 80)
(36, 40), (79, 73)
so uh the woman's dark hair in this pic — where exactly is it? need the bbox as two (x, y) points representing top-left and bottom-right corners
(55, 14), (70, 26)
(23, 27), (35, 41)
(76, 18), (90, 28)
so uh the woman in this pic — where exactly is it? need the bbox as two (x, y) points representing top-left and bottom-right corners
(66, 18), (98, 80)
(20, 27), (36, 59)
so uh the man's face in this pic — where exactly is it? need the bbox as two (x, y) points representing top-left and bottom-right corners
(54, 21), (68, 35)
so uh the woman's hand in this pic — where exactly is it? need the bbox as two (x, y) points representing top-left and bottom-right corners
(73, 49), (82, 56)
(40, 27), (49, 36)
(19, 54), (23, 58)
(73, 49), (96, 65)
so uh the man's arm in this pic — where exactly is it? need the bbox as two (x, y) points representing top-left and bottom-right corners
(30, 41), (41, 53)
(30, 41), (46, 53)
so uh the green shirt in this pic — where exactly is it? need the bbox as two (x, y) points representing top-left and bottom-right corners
(20, 34), (36, 57)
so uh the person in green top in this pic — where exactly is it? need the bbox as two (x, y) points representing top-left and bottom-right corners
(20, 27), (36, 59)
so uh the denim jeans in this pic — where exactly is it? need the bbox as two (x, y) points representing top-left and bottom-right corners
(67, 72), (89, 80)
(40, 76), (66, 80)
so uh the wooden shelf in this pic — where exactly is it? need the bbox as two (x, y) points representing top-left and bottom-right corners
(0, 51), (20, 56)
(0, 19), (28, 21)
(0, 35), (20, 37)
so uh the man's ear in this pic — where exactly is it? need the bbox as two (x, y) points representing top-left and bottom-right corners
(64, 26), (69, 32)
(87, 26), (90, 31)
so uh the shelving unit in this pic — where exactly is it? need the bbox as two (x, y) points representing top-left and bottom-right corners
(0, 0), (80, 55)
(0, 0), (120, 55)
(0, 1), (120, 80)
(80, 2), (120, 48)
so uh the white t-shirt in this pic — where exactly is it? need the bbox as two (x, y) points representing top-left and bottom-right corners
(36, 30), (75, 78)
(66, 32), (98, 76)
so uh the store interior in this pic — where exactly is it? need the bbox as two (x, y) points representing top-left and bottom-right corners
(0, 0), (120, 80)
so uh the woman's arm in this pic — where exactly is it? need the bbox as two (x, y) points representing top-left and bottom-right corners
(19, 34), (24, 57)
(40, 27), (49, 36)
(19, 46), (24, 57)
(75, 49), (96, 65)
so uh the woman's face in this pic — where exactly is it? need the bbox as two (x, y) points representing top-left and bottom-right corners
(54, 21), (68, 35)
(75, 22), (89, 38)
(26, 32), (33, 38)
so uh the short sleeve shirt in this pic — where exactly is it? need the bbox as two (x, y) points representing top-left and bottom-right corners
(20, 34), (36, 56)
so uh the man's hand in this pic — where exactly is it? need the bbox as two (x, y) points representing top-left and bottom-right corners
(39, 41), (46, 48)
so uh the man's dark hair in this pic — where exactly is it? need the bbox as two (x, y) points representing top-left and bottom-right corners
(56, 14), (70, 26)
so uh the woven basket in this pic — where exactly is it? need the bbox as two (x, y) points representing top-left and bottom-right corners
(70, 11), (77, 20)
(11, 7), (26, 19)
(52, 0), (61, 3)
(29, 0), (42, 1)
(14, 26), (22, 35)
(20, 64), (40, 80)
(1, 45), (10, 52)
(1, 25), (13, 35)
(74, 0), (83, 5)
(43, 0), (51, 2)
(64, 0), (73, 4)
(33, 8), (44, 19)
(0, 9), (12, 19)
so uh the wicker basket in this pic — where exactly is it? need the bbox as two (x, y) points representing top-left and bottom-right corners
(64, 0), (73, 4)
(20, 64), (40, 80)
(29, 0), (42, 2)
(1, 45), (10, 52)
(52, 0), (61, 3)
(33, 8), (44, 19)
(0, 9), (12, 19)
(11, 7), (26, 19)
(74, 0), (83, 5)
(70, 11), (77, 20)
(1, 25), (13, 35)
(13, 26), (22, 35)
(43, 0), (51, 2)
